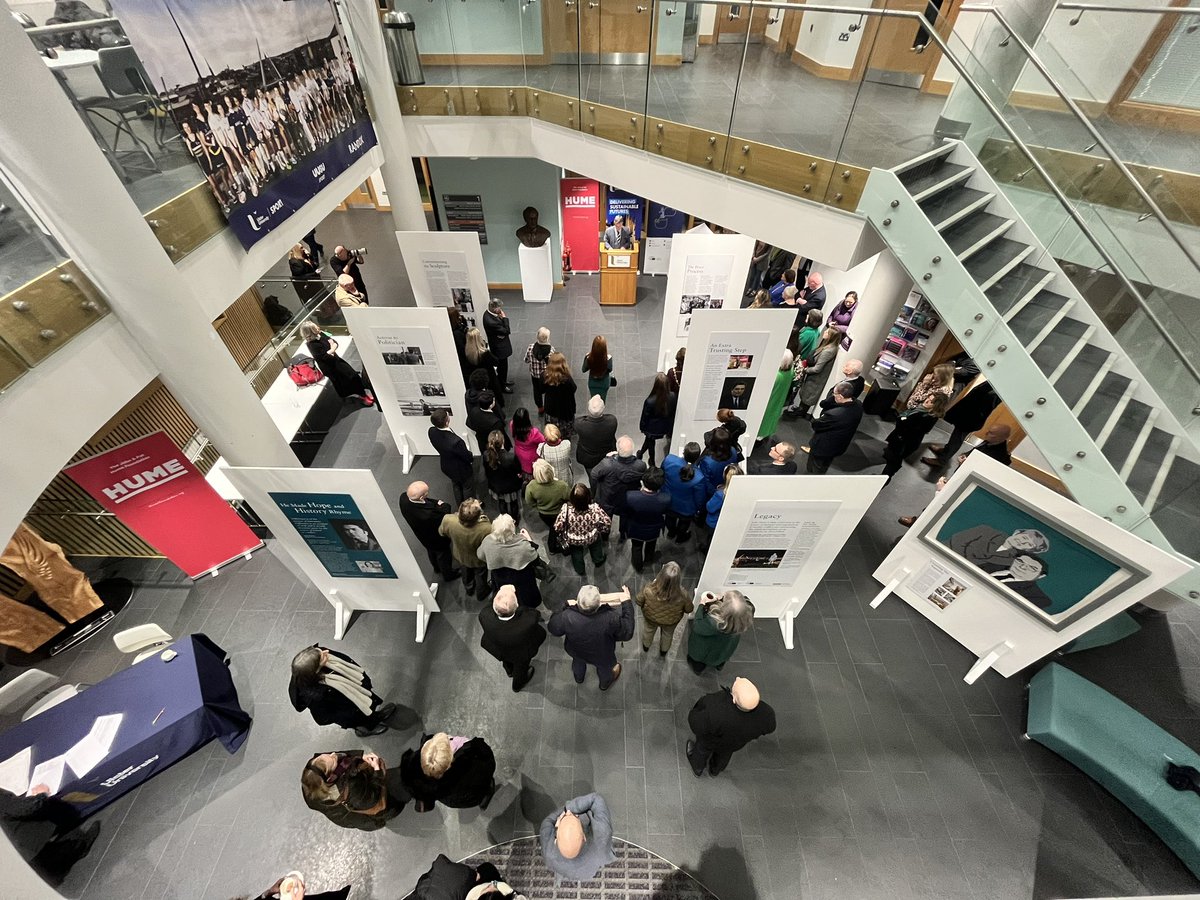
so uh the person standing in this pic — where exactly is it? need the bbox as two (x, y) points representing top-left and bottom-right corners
(662, 443), (707, 544)
(757, 350), (794, 444)
(882, 393), (948, 482)
(702, 464), (741, 551)
(749, 441), (798, 475)
(603, 214), (632, 249)
(448, 308), (471, 377)
(768, 267), (797, 306)
(477, 514), (544, 610)
(554, 484), (611, 575)
(288, 242), (323, 306)
(288, 645), (398, 737)
(479, 584), (546, 692)
(784, 326), (840, 419)
(899, 424), (1013, 528)
(301, 321), (374, 406)
(796, 271), (827, 316)
(687, 590), (754, 674)
(510, 407), (545, 480)
(438, 499), (492, 600)
(666, 347), (686, 394)
(637, 373), (676, 466)
(464, 327), (502, 399)
(526, 459), (570, 554)
(907, 362), (955, 411)
(826, 291), (859, 333)
(537, 423), (574, 485)
(592, 436), (648, 542)
(428, 409), (473, 503)
(636, 561), (693, 656)
(922, 377), (1001, 468)
(582, 336), (615, 403)
(401, 732), (498, 812)
(523, 327), (555, 414)
(685, 678), (777, 777)
(698, 428), (740, 495)
(483, 431), (523, 523)
(548, 584), (634, 690)
(482, 298), (515, 393)
(540, 793), (616, 883)
(330, 245), (367, 301)
(465, 390), (509, 454)
(301, 750), (409, 831)
(541, 352), (578, 437)
(247, 872), (351, 900)
(574, 395), (618, 483)
(805, 381), (864, 474)
(795, 309), (823, 365)
(399, 481), (459, 582)
(411, 856), (506, 900)
(624, 468), (672, 572)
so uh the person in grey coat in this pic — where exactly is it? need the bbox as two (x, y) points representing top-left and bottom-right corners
(540, 792), (616, 882)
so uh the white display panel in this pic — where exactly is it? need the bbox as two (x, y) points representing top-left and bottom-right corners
(223, 466), (439, 642)
(395, 230), (491, 328)
(873, 453), (1192, 680)
(672, 308), (796, 452)
(698, 474), (886, 648)
(343, 306), (472, 462)
(656, 233), (755, 368)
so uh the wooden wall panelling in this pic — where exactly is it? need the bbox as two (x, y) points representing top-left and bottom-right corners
(723, 137), (833, 199)
(0, 261), (111, 366)
(584, 102), (645, 148)
(0, 337), (29, 391)
(823, 164), (871, 211)
(528, 90), (580, 130)
(398, 86), (467, 116)
(213, 285), (276, 371)
(646, 118), (728, 173)
(461, 86), (528, 117)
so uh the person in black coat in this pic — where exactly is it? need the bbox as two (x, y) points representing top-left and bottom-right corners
(289, 645), (398, 736)
(448, 308), (470, 376)
(637, 374), (676, 466)
(591, 437), (648, 538)
(0, 787), (95, 884)
(250, 873), (351, 900)
(466, 368), (505, 414)
(301, 749), (410, 831)
(482, 299), (515, 392)
(686, 678), (777, 777)
(704, 410), (747, 458)
(412, 855), (506, 900)
(574, 396), (619, 481)
(465, 391), (510, 454)
(330, 245), (368, 301)
(805, 382), (863, 474)
(401, 733), (498, 812)
(547, 584), (634, 690)
(428, 409), (474, 503)
(300, 321), (373, 405)
(922, 378), (1001, 468)
(479, 584), (546, 691)
(399, 481), (460, 581)
(881, 393), (947, 481)
(623, 468), (672, 571)
(820, 359), (865, 404)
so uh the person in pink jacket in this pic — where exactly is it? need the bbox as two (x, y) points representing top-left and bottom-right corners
(510, 407), (545, 477)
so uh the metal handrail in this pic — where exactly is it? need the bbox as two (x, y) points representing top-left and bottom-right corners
(960, 4), (1200, 278)
(24, 18), (123, 37)
(1055, 3), (1200, 14)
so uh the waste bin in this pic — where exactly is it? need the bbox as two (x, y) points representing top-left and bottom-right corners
(382, 10), (424, 86)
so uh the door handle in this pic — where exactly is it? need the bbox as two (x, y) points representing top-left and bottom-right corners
(565, 0), (575, 6)
(636, 4), (647, 10)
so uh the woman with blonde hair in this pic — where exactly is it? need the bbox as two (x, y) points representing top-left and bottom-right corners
(541, 351), (577, 434)
(701, 463), (741, 552)
(526, 458), (570, 554)
(636, 561), (694, 656)
(687, 589), (755, 674)
(537, 422), (574, 485)
(288, 242), (324, 306)
(465, 326), (502, 397)
(300, 320), (373, 406)
(748, 289), (771, 310)
(581, 335), (614, 402)
(906, 361), (955, 410)
(400, 731), (497, 812)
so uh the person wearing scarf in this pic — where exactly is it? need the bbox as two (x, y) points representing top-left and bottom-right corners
(289, 645), (396, 737)
(300, 750), (409, 831)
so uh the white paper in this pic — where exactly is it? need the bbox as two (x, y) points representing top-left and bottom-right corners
(726, 500), (841, 586)
(676, 254), (734, 337)
(369, 325), (451, 419)
(0, 747), (32, 795)
(27, 755), (67, 796)
(419, 251), (475, 325)
(697, 331), (771, 417)
(65, 713), (122, 778)
(908, 559), (969, 611)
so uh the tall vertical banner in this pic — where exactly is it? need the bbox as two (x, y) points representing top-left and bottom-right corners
(64, 432), (262, 578)
(644, 201), (687, 277)
(223, 466), (439, 641)
(560, 177), (601, 272)
(394, 231), (491, 329)
(605, 188), (644, 241)
(109, 0), (377, 249)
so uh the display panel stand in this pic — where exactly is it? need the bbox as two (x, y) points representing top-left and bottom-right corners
(518, 242), (554, 303)
(778, 597), (804, 650)
(395, 231), (491, 323)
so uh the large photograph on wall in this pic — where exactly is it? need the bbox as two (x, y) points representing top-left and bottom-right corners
(109, 0), (377, 249)
(919, 477), (1141, 630)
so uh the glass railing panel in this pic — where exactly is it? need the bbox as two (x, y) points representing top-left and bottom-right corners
(528, 0), (582, 99)
(390, 0), (461, 87)
(444, 0), (530, 89)
(578, 0), (652, 130)
(0, 172), (68, 296)
(646, 0), (742, 138)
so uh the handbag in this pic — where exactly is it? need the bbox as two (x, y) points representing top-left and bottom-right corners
(610, 376), (617, 386)
(532, 556), (556, 583)
(288, 358), (322, 386)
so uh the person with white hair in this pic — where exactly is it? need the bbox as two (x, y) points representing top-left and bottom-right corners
(334, 273), (366, 309)
(399, 481), (459, 582)
(523, 326), (556, 414)
(547, 583), (634, 690)
(477, 514), (545, 609)
(573, 394), (618, 483)
(478, 585), (545, 692)
(686, 590), (755, 674)
(686, 677), (777, 777)
(591, 435), (647, 540)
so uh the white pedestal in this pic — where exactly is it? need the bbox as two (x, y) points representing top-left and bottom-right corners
(518, 242), (554, 303)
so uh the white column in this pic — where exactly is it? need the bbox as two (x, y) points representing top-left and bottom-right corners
(340, 0), (429, 234)
(0, 14), (297, 469)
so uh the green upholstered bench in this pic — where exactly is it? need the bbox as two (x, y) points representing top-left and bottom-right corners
(1027, 663), (1200, 879)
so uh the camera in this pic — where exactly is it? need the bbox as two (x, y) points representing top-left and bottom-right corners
(353, 247), (368, 260)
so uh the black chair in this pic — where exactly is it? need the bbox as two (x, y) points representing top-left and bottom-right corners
(78, 46), (160, 176)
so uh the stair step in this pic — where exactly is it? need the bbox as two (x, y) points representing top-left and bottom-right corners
(1050, 341), (1109, 408)
(920, 187), (994, 231)
(1127, 427), (1176, 505)
(1006, 290), (1074, 347)
(964, 238), (1035, 292)
(891, 141), (954, 176)
(1149, 456), (1200, 559)
(985, 264), (1056, 317)
(1079, 371), (1133, 439)
(942, 211), (1015, 261)
(1030, 317), (1090, 377)
(901, 162), (974, 203)
(1102, 399), (1155, 473)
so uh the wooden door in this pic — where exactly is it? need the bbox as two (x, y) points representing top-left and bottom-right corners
(776, 5), (803, 55)
(715, 4), (750, 44)
(598, 0), (653, 59)
(857, 0), (960, 87)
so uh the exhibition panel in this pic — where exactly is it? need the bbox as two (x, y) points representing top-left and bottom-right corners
(395, 230), (491, 318)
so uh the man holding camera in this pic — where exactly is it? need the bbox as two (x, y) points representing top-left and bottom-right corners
(331, 245), (368, 303)
(547, 584), (634, 691)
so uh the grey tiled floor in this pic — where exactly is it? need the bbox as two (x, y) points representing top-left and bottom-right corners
(9, 229), (1200, 899)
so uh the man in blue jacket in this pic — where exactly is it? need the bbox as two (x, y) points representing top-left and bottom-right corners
(624, 468), (672, 571)
(547, 584), (633, 690)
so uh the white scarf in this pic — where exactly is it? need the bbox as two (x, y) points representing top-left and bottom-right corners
(320, 654), (375, 717)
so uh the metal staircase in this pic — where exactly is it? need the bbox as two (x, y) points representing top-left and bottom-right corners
(858, 140), (1200, 601)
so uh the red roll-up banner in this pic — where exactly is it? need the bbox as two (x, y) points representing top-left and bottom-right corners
(64, 431), (261, 577)
(560, 177), (601, 272)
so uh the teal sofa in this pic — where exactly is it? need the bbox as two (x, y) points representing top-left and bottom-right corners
(1027, 662), (1200, 878)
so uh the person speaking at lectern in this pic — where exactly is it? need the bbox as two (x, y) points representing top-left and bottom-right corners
(603, 214), (633, 250)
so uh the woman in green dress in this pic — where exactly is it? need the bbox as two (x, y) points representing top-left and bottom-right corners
(757, 350), (795, 443)
(687, 589), (755, 674)
(582, 335), (614, 402)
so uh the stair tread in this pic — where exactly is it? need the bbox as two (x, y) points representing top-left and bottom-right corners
(1029, 317), (1090, 375)
(1050, 341), (1109, 408)
(1078, 371), (1132, 437)
(942, 211), (1012, 259)
(1007, 291), (1072, 345)
(920, 187), (990, 230)
(964, 238), (1031, 288)
(985, 263), (1053, 316)
(1101, 398), (1153, 472)
(901, 162), (971, 199)
(1127, 427), (1175, 505)
(1150, 456), (1200, 559)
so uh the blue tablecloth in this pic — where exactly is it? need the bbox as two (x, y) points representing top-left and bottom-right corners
(0, 634), (250, 818)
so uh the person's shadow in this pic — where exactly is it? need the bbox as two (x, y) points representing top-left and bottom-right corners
(650, 842), (754, 900)
(486, 773), (557, 845)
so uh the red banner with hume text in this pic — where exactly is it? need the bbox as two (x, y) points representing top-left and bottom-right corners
(64, 432), (261, 578)
(560, 177), (601, 272)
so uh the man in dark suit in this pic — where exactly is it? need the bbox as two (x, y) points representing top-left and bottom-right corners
(399, 481), (459, 581)
(623, 468), (672, 571)
(482, 299), (515, 393)
(465, 390), (510, 453)
(719, 381), (751, 411)
(990, 555), (1053, 609)
(478, 584), (546, 691)
(428, 409), (473, 503)
(821, 359), (864, 403)
(548, 584), (634, 691)
(685, 677), (776, 777)
(922, 377), (1001, 468)
(805, 381), (863, 474)
(603, 214), (632, 249)
(574, 395), (619, 482)
(796, 271), (827, 317)
(591, 436), (648, 541)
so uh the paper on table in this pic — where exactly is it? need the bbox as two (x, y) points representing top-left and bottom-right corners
(0, 747), (32, 795)
(65, 713), (122, 778)
(27, 755), (66, 796)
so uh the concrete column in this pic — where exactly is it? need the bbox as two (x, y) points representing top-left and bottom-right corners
(0, 13), (297, 470)
(341, 0), (429, 234)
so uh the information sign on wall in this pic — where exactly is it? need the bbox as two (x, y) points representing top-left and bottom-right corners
(560, 177), (601, 272)
(442, 195), (487, 244)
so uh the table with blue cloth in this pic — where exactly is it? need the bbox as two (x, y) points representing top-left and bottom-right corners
(0, 633), (250, 818)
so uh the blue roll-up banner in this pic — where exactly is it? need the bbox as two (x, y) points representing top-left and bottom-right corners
(606, 188), (645, 238)
(646, 201), (688, 237)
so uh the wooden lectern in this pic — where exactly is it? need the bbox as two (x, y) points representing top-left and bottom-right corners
(599, 241), (638, 305)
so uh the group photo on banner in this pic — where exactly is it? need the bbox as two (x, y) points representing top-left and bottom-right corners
(109, 0), (377, 247)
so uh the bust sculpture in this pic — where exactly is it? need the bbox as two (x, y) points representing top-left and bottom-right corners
(515, 206), (551, 248)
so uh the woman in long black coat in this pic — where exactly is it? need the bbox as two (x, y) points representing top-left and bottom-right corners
(400, 732), (498, 812)
(881, 393), (948, 481)
(289, 645), (396, 736)
(300, 321), (374, 405)
(300, 749), (410, 831)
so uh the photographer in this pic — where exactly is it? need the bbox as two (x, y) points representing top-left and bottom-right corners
(547, 584), (634, 691)
(331, 245), (368, 302)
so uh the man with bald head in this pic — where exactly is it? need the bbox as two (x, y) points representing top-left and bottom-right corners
(398, 481), (459, 581)
(478, 585), (546, 692)
(539, 792), (615, 882)
(685, 677), (777, 777)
